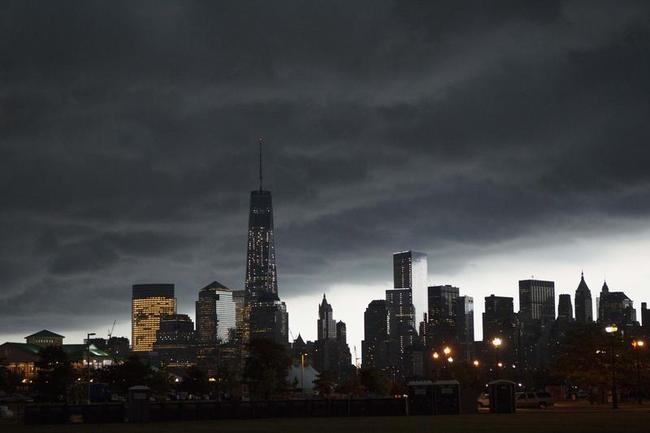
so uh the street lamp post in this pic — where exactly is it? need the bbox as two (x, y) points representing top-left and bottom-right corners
(605, 325), (618, 409)
(491, 337), (502, 379)
(86, 332), (96, 404)
(632, 339), (645, 404)
(432, 351), (440, 380)
(300, 353), (307, 394)
(473, 360), (480, 385)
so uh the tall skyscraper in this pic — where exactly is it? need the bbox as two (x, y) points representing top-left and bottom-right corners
(196, 281), (237, 345)
(428, 285), (460, 325)
(317, 294), (337, 341)
(386, 288), (416, 335)
(131, 284), (176, 352)
(557, 294), (573, 320)
(393, 251), (427, 323)
(574, 272), (593, 324)
(455, 295), (475, 362)
(518, 279), (556, 326)
(362, 299), (388, 369)
(426, 285), (460, 348)
(482, 295), (515, 343)
(245, 139), (288, 344)
(597, 281), (636, 326)
(313, 297), (351, 377)
(642, 303), (649, 331)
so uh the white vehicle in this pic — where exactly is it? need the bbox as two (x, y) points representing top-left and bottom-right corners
(515, 391), (553, 408)
(0, 405), (14, 419)
(477, 392), (490, 407)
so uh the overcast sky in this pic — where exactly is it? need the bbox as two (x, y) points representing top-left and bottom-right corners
(1, 1), (650, 355)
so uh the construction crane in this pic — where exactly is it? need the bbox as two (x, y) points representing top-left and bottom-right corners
(107, 320), (116, 339)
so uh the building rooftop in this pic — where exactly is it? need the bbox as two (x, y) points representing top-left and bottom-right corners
(24, 329), (65, 339)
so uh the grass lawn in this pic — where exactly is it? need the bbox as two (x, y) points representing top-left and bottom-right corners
(3, 410), (650, 433)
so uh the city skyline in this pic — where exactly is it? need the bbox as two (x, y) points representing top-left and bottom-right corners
(2, 1), (650, 359)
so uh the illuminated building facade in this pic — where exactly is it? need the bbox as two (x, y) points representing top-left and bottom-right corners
(131, 283), (176, 352)
(393, 251), (428, 324)
(25, 329), (64, 347)
(244, 140), (288, 345)
(153, 313), (197, 366)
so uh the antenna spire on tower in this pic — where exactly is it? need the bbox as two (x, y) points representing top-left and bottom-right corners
(258, 137), (263, 191)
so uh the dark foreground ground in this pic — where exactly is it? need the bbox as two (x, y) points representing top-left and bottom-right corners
(2, 406), (650, 433)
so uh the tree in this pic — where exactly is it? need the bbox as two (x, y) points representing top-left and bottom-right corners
(244, 339), (291, 400)
(550, 323), (627, 401)
(0, 365), (22, 394)
(178, 365), (209, 396)
(358, 367), (390, 396)
(314, 370), (337, 397)
(33, 346), (74, 402)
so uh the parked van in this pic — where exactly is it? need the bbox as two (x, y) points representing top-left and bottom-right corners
(515, 391), (553, 408)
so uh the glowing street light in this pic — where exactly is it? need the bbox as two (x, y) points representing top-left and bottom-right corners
(632, 339), (646, 404)
(86, 332), (95, 404)
(491, 337), (503, 378)
(473, 360), (480, 367)
(443, 346), (451, 356)
(605, 324), (619, 409)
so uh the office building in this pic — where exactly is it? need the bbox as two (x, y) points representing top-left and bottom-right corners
(153, 314), (197, 366)
(519, 279), (555, 326)
(244, 140), (288, 344)
(317, 294), (337, 341)
(642, 303), (650, 331)
(196, 281), (237, 345)
(455, 295), (475, 362)
(597, 281), (636, 326)
(313, 297), (352, 378)
(482, 295), (516, 363)
(574, 272), (593, 324)
(131, 284), (176, 352)
(362, 299), (388, 369)
(393, 251), (428, 318)
(557, 294), (573, 321)
(424, 285), (458, 350)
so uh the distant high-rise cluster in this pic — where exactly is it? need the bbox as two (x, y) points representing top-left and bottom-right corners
(127, 141), (289, 374)
(120, 143), (649, 387)
(359, 261), (645, 382)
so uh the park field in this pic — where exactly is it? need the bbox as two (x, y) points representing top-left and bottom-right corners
(2, 409), (650, 433)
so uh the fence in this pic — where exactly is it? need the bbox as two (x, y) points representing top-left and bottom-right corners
(23, 398), (408, 425)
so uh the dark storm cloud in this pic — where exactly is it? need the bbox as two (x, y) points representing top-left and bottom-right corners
(1, 1), (649, 334)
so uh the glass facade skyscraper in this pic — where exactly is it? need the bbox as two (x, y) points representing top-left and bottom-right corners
(244, 140), (288, 345)
(393, 251), (427, 322)
(196, 281), (237, 345)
